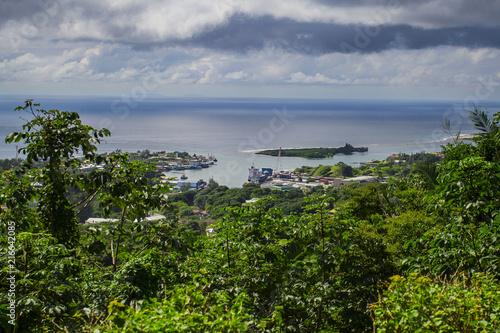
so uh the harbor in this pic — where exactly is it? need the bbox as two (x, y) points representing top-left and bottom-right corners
(159, 143), (443, 189)
(153, 153), (217, 171)
(246, 165), (377, 191)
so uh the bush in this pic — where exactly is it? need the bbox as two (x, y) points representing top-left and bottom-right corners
(101, 280), (254, 332)
(372, 273), (500, 332)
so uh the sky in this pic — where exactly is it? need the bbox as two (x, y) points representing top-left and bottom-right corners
(1, 0), (500, 100)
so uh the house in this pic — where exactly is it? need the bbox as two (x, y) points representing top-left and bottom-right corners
(139, 214), (166, 222)
(189, 159), (202, 168)
(192, 210), (209, 217)
(340, 175), (377, 185)
(85, 214), (166, 224)
(270, 184), (294, 191)
(85, 217), (119, 224)
(244, 198), (260, 205)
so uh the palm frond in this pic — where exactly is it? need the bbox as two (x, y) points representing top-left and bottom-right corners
(468, 106), (495, 134)
(441, 117), (460, 144)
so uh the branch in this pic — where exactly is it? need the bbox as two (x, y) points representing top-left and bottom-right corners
(73, 184), (104, 213)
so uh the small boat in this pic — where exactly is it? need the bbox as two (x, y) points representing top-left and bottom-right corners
(181, 174), (188, 180)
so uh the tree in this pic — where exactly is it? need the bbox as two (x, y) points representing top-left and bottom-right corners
(5, 100), (110, 247)
(468, 105), (500, 162)
(91, 154), (170, 272)
(372, 273), (500, 332)
(337, 161), (354, 178)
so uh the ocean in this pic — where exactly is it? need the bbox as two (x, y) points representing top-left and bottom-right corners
(1, 96), (498, 188)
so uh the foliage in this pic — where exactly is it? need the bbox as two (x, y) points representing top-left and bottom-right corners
(389, 174), (430, 212)
(184, 196), (395, 332)
(434, 155), (500, 225)
(372, 273), (500, 332)
(88, 154), (170, 271)
(0, 169), (41, 233)
(337, 161), (354, 177)
(340, 183), (389, 222)
(0, 158), (22, 173)
(101, 281), (254, 332)
(257, 143), (364, 158)
(405, 216), (500, 276)
(5, 100), (110, 247)
(0, 233), (82, 332)
(468, 105), (500, 162)
(358, 210), (437, 259)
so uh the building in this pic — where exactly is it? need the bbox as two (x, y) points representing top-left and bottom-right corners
(340, 175), (377, 184)
(85, 217), (119, 224)
(244, 198), (260, 205)
(192, 210), (209, 217)
(85, 214), (166, 224)
(189, 159), (202, 169)
(270, 184), (294, 191)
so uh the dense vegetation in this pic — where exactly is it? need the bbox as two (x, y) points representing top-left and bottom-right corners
(1, 101), (500, 332)
(294, 152), (442, 178)
(256, 143), (367, 158)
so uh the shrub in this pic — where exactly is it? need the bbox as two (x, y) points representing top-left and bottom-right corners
(100, 280), (255, 332)
(372, 273), (500, 332)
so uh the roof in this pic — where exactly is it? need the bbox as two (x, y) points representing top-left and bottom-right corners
(85, 217), (119, 224)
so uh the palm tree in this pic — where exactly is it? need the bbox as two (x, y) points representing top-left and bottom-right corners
(412, 162), (439, 190)
(468, 105), (497, 135)
(468, 105), (499, 162)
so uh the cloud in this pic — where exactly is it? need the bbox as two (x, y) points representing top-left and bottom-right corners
(183, 14), (500, 55)
(288, 72), (341, 84)
(225, 71), (250, 80)
(314, 0), (500, 28)
(3, 41), (497, 89)
(0, 0), (499, 99)
(2, 0), (499, 52)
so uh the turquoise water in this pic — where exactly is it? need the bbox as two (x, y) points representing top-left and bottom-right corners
(1, 96), (497, 187)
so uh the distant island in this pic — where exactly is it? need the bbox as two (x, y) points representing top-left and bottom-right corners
(256, 143), (368, 159)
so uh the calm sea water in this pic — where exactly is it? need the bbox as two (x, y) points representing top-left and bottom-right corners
(1, 96), (498, 187)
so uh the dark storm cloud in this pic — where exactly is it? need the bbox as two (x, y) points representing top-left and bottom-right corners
(314, 0), (500, 28)
(2, 0), (500, 55)
(177, 14), (500, 55)
(314, 0), (432, 7)
(0, 0), (41, 21)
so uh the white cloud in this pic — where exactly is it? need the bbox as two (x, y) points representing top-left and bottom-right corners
(288, 72), (341, 84)
(225, 71), (250, 80)
(1, 43), (499, 97)
(0, 0), (499, 99)
(3, 0), (498, 47)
